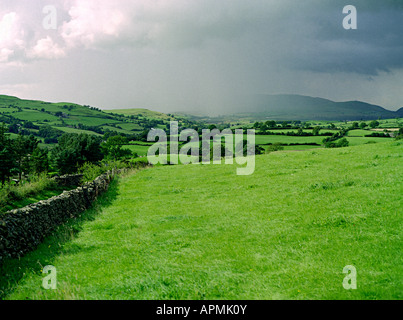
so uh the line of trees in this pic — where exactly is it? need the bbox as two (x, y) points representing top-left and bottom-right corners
(0, 124), (135, 185)
(0, 125), (47, 185)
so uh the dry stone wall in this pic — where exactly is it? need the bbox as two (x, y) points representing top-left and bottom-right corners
(0, 171), (115, 264)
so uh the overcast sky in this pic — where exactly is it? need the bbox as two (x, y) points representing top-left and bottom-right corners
(0, 0), (402, 115)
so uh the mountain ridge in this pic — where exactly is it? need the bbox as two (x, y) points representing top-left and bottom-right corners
(219, 94), (400, 121)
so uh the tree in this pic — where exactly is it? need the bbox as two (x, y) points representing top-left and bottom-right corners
(0, 124), (15, 185)
(52, 134), (103, 174)
(101, 135), (132, 161)
(359, 122), (368, 129)
(336, 138), (349, 148)
(208, 124), (218, 131)
(38, 125), (64, 141)
(324, 138), (349, 148)
(395, 127), (403, 140)
(260, 124), (269, 133)
(31, 147), (49, 173)
(23, 121), (39, 130)
(369, 120), (380, 129)
(297, 127), (304, 136)
(265, 120), (277, 128)
(313, 126), (321, 136)
(13, 134), (38, 180)
(351, 122), (359, 129)
(253, 122), (262, 129)
(266, 143), (284, 153)
(234, 140), (265, 157)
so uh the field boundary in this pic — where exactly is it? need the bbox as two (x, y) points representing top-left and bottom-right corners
(0, 170), (124, 264)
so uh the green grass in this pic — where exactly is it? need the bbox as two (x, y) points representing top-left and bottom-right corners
(1, 141), (402, 300)
(258, 129), (337, 135)
(281, 145), (322, 151)
(347, 130), (372, 137)
(254, 134), (393, 147)
(0, 107), (17, 113)
(51, 126), (102, 136)
(345, 137), (392, 146)
(123, 144), (151, 156)
(63, 117), (121, 127)
(255, 135), (325, 145)
(0, 186), (74, 213)
(12, 111), (60, 122)
(117, 123), (146, 131)
(101, 126), (133, 135)
(0, 174), (65, 213)
(106, 108), (172, 120)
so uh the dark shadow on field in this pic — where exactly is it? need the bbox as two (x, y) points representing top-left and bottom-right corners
(0, 179), (120, 300)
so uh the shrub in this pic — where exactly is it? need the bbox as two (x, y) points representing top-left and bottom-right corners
(325, 138), (349, 148)
(0, 173), (56, 210)
(78, 162), (105, 183)
(266, 143), (284, 153)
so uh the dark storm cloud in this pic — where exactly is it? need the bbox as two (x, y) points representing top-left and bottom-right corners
(235, 0), (403, 76)
(296, 1), (403, 75)
(1, 0), (402, 113)
(1, 0), (402, 74)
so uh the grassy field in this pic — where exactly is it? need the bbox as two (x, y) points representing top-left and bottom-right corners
(254, 135), (325, 145)
(1, 141), (402, 300)
(257, 129), (337, 135)
(346, 137), (392, 146)
(254, 134), (393, 148)
(347, 130), (372, 137)
(123, 144), (152, 157)
(51, 126), (102, 136)
(106, 108), (172, 120)
(278, 145), (322, 151)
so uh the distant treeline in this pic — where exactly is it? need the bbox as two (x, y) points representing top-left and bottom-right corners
(0, 124), (140, 185)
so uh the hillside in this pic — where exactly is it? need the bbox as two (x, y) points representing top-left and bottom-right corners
(0, 95), (190, 144)
(105, 108), (172, 121)
(247, 94), (400, 121)
(179, 94), (401, 122)
(3, 141), (402, 299)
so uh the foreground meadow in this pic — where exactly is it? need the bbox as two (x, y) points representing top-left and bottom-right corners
(1, 141), (402, 300)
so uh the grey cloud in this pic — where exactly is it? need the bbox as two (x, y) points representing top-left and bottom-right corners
(0, 0), (402, 114)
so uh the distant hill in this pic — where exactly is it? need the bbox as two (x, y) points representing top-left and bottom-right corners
(216, 94), (401, 121)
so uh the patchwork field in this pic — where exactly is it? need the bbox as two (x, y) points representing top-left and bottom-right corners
(1, 141), (402, 300)
(0, 95), (187, 140)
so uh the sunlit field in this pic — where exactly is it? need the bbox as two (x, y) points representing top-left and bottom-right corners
(2, 141), (402, 300)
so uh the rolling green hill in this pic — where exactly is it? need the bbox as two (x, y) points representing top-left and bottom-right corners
(0, 95), (191, 141)
(105, 108), (173, 120)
